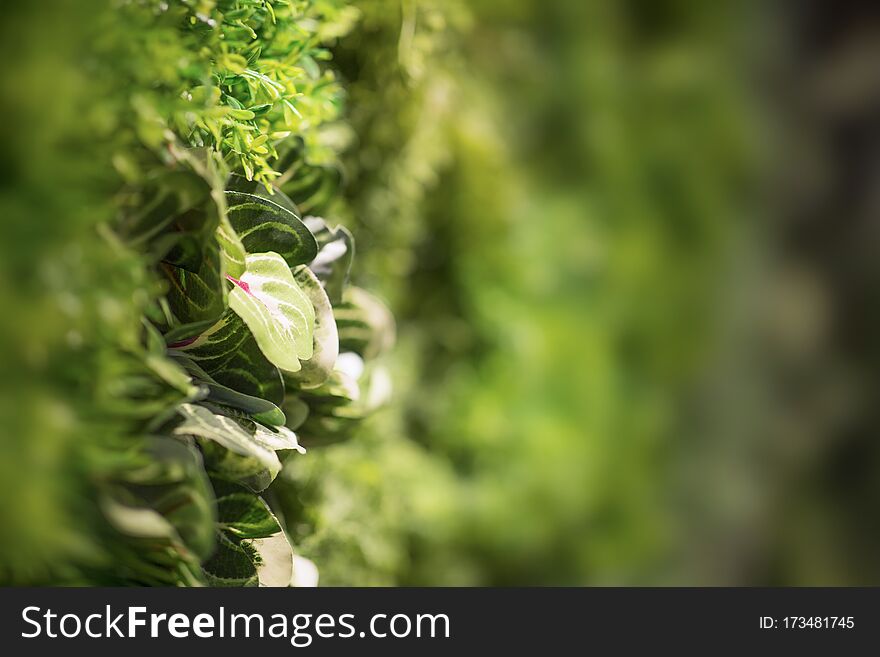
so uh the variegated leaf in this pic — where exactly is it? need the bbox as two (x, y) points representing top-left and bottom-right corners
(168, 351), (286, 425)
(173, 403), (303, 492)
(162, 235), (227, 324)
(170, 311), (284, 406)
(202, 482), (294, 587)
(334, 286), (396, 359)
(283, 265), (339, 389)
(106, 436), (217, 561)
(99, 436), (217, 585)
(228, 252), (315, 373)
(117, 169), (210, 247)
(274, 139), (342, 216)
(225, 190), (317, 267)
(216, 214), (247, 279)
(296, 368), (362, 447)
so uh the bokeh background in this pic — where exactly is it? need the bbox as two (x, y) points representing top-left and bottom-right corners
(3, 0), (880, 585)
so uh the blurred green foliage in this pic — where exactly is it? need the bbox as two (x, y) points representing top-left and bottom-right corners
(280, 0), (880, 586)
(276, 0), (751, 584)
(0, 0), (384, 586)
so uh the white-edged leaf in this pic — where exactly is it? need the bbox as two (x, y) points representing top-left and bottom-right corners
(284, 265), (339, 389)
(252, 532), (295, 587)
(253, 423), (305, 454)
(228, 252), (315, 373)
(173, 403), (281, 479)
(303, 216), (353, 304)
(204, 483), (295, 587)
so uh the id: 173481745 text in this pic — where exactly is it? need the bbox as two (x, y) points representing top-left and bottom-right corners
(759, 616), (854, 630)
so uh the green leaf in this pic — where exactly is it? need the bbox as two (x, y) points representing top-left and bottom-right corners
(141, 322), (201, 397)
(99, 436), (217, 585)
(283, 265), (339, 389)
(280, 162), (342, 216)
(174, 403), (279, 471)
(172, 403), (303, 491)
(228, 252), (316, 373)
(116, 169), (211, 247)
(225, 191), (318, 266)
(162, 235), (227, 325)
(303, 217), (353, 304)
(168, 352), (286, 425)
(201, 442), (277, 494)
(109, 436), (217, 561)
(217, 491), (283, 538)
(98, 349), (196, 425)
(273, 139), (343, 216)
(161, 231), (206, 274)
(282, 396), (310, 431)
(202, 531), (259, 587)
(334, 286), (396, 359)
(294, 353), (391, 447)
(208, 385), (286, 427)
(171, 311), (284, 405)
(164, 318), (219, 346)
(216, 214), (247, 279)
(203, 483), (294, 587)
(296, 369), (364, 447)
(301, 54), (321, 80)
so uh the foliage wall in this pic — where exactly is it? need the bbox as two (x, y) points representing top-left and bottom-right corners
(1, 0), (389, 586)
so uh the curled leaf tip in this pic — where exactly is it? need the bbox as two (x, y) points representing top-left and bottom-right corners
(225, 273), (253, 296)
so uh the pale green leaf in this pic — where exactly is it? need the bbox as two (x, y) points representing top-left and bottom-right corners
(228, 252), (315, 373)
(252, 532), (295, 587)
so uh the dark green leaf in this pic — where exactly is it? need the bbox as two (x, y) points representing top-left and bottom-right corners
(225, 191), (318, 266)
(168, 352), (286, 425)
(172, 310), (285, 405)
(203, 483), (294, 587)
(173, 403), (303, 492)
(162, 235), (227, 325)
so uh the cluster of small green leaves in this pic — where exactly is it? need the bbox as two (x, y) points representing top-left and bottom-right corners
(31, 0), (392, 586)
(101, 0), (357, 189)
